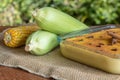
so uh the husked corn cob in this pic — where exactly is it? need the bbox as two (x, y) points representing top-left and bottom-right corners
(3, 26), (40, 48)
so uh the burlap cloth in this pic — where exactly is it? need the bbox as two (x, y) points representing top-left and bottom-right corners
(0, 32), (120, 80)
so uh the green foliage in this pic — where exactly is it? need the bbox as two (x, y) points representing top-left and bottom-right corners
(0, 0), (120, 26)
(0, 0), (22, 26)
(0, 0), (13, 12)
(50, 0), (120, 25)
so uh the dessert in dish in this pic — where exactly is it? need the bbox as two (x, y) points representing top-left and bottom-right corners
(60, 28), (120, 74)
(63, 28), (120, 58)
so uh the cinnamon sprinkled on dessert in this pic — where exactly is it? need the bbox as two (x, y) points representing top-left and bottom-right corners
(107, 31), (120, 45)
(86, 35), (94, 38)
(96, 45), (101, 47)
(112, 38), (117, 45)
(107, 31), (120, 39)
(99, 43), (104, 45)
(111, 48), (117, 51)
(88, 43), (92, 45)
(79, 39), (83, 41)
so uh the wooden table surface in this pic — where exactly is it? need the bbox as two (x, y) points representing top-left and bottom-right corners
(0, 66), (53, 80)
(0, 26), (53, 80)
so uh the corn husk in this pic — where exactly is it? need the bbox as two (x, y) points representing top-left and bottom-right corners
(25, 30), (59, 55)
(32, 7), (89, 35)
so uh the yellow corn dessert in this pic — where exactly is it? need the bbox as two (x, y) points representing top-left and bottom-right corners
(60, 28), (120, 74)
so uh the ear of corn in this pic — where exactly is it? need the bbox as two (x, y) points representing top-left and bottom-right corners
(25, 30), (59, 55)
(32, 7), (89, 35)
(3, 26), (40, 48)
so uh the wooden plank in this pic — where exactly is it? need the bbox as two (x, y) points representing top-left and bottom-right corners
(0, 66), (53, 80)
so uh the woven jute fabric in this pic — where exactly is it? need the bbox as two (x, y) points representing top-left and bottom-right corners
(0, 39), (120, 80)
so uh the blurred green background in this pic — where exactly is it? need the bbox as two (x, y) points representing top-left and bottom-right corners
(0, 0), (120, 26)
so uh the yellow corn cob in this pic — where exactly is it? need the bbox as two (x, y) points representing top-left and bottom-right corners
(3, 26), (40, 48)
